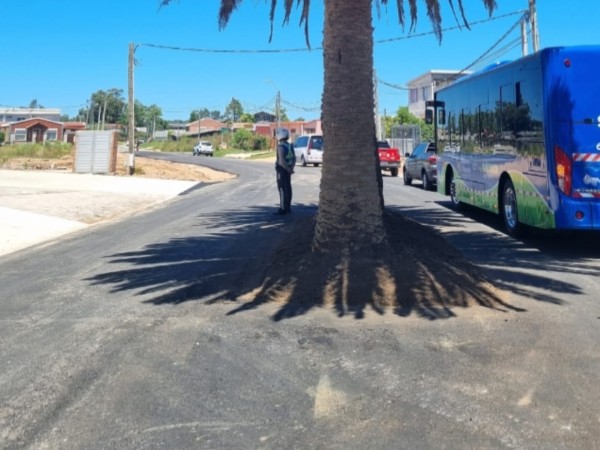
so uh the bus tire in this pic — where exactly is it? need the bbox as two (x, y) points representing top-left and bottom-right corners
(449, 171), (462, 210)
(501, 178), (521, 237)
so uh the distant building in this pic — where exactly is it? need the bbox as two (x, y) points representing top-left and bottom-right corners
(0, 108), (88, 144)
(1, 117), (64, 144)
(0, 107), (61, 123)
(254, 111), (276, 123)
(63, 122), (86, 144)
(253, 119), (322, 144)
(406, 70), (471, 119)
(187, 118), (227, 136)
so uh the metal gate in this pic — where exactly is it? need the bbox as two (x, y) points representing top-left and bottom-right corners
(74, 131), (117, 174)
(389, 125), (421, 156)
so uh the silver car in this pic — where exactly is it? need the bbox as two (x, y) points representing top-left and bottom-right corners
(193, 141), (214, 157)
(293, 134), (323, 167)
(403, 141), (437, 190)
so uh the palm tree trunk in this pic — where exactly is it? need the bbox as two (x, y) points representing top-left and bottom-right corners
(314, 0), (385, 252)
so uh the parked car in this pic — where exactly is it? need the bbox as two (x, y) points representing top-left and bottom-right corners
(293, 134), (323, 167)
(193, 141), (214, 157)
(377, 140), (401, 177)
(403, 141), (437, 190)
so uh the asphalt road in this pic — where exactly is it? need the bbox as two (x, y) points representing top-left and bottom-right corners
(1, 154), (599, 449)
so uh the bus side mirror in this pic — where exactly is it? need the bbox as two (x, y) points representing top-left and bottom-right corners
(425, 109), (433, 125)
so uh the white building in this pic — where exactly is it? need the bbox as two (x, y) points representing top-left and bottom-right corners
(0, 107), (61, 124)
(407, 70), (470, 119)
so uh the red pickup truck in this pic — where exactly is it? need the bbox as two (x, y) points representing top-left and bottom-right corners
(377, 140), (401, 177)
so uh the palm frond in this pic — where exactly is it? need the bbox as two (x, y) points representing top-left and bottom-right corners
(191, 0), (496, 47)
(218, 0), (244, 29)
(388, 0), (497, 42)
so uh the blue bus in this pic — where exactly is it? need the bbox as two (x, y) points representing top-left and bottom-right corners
(433, 46), (600, 236)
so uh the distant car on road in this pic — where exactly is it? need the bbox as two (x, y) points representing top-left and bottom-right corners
(403, 141), (437, 190)
(293, 134), (323, 167)
(193, 141), (214, 157)
(377, 140), (401, 177)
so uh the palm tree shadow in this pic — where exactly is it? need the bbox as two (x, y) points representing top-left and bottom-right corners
(87, 202), (568, 321)
(225, 209), (526, 321)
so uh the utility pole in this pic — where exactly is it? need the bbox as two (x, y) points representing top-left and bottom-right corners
(521, 15), (529, 56)
(127, 42), (136, 175)
(528, 0), (540, 52)
(101, 96), (107, 131)
(276, 91), (281, 127)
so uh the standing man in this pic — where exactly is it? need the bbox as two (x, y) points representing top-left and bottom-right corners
(275, 128), (295, 215)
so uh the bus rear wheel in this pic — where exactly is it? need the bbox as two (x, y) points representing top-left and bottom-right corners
(502, 178), (521, 237)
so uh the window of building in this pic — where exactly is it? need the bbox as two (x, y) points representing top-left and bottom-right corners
(46, 129), (58, 141)
(14, 128), (26, 141)
(410, 89), (418, 103)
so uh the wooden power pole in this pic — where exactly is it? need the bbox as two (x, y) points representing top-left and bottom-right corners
(127, 42), (136, 175)
(528, 0), (540, 52)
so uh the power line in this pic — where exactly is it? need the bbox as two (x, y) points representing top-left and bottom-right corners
(139, 10), (525, 54)
(374, 10), (525, 45)
(377, 11), (529, 91)
(458, 12), (526, 74)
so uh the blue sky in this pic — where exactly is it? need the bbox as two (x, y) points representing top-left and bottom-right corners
(2, 0), (598, 122)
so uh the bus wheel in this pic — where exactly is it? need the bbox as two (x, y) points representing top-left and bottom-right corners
(502, 178), (521, 236)
(449, 172), (462, 210)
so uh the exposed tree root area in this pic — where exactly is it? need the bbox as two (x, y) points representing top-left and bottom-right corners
(232, 211), (510, 320)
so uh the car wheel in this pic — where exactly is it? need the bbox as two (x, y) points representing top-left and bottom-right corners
(502, 178), (521, 237)
(422, 171), (431, 190)
(403, 168), (412, 185)
(313, 163), (319, 167)
(449, 171), (463, 210)
(301, 156), (307, 167)
(390, 168), (398, 177)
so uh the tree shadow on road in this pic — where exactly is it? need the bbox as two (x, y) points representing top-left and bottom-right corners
(86, 202), (578, 321)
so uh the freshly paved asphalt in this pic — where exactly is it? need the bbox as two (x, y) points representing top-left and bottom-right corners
(0, 169), (198, 257)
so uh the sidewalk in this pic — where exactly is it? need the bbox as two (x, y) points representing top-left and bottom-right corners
(0, 169), (198, 257)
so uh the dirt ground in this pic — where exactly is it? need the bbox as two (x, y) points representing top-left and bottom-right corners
(2, 152), (505, 317)
(0, 152), (235, 182)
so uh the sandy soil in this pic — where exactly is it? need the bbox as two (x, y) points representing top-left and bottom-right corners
(0, 152), (235, 182)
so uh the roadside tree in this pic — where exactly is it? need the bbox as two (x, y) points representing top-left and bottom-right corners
(184, 0), (495, 251)
(225, 98), (244, 122)
(157, 0), (499, 312)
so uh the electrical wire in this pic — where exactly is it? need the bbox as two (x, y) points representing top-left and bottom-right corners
(139, 10), (526, 54)
(378, 11), (529, 91)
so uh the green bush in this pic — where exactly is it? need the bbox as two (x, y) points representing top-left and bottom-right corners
(252, 135), (268, 150)
(232, 129), (268, 151)
(136, 131), (268, 155)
